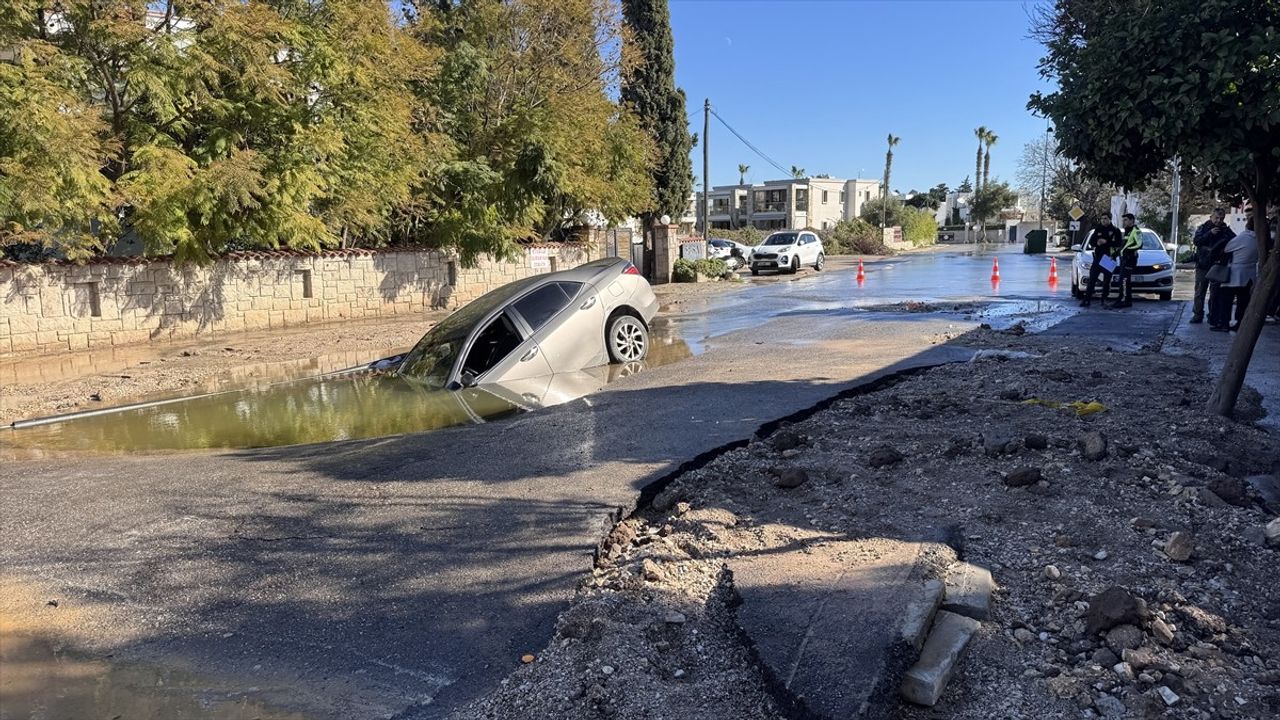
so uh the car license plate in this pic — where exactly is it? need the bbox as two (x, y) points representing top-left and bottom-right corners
(754, 261), (776, 268)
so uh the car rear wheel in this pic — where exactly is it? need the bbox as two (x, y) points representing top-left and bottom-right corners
(607, 314), (648, 363)
(1070, 274), (1081, 298)
(814, 253), (824, 271)
(789, 257), (800, 274)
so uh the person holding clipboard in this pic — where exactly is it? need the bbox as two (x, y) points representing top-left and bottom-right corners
(1081, 213), (1123, 308)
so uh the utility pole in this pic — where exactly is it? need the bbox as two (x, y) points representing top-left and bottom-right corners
(702, 98), (710, 249)
(1039, 121), (1050, 231)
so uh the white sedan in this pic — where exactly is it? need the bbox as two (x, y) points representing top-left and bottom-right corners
(1070, 228), (1174, 301)
(749, 230), (826, 275)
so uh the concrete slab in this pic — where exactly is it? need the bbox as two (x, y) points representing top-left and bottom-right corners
(900, 610), (982, 707)
(729, 538), (952, 720)
(900, 580), (945, 651)
(940, 562), (995, 621)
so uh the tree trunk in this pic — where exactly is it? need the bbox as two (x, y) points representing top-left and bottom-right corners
(1206, 165), (1273, 417)
(975, 147), (983, 194)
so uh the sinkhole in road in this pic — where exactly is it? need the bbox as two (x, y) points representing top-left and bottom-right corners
(0, 331), (695, 457)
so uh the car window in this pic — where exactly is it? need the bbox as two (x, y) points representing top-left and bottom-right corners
(1140, 231), (1163, 249)
(764, 233), (799, 246)
(462, 313), (524, 379)
(512, 282), (580, 333)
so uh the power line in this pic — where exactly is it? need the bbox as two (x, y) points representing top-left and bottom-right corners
(708, 107), (792, 179)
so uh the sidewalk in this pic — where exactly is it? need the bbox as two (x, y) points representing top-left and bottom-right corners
(1167, 307), (1280, 430)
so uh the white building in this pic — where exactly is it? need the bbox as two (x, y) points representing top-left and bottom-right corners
(695, 177), (882, 232)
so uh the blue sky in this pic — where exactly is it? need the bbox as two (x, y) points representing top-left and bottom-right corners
(670, 0), (1054, 193)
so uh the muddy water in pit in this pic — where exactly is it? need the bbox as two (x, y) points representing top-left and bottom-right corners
(0, 337), (693, 457)
(1, 579), (307, 720)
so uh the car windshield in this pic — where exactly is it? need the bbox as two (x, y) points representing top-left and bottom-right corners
(709, 240), (729, 247)
(397, 276), (542, 387)
(764, 233), (798, 246)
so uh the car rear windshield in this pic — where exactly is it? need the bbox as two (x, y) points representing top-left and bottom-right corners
(764, 233), (798, 245)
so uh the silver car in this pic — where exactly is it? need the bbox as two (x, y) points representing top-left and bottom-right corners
(397, 258), (660, 389)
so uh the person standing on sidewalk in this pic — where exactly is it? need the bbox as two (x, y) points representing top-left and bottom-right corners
(1080, 214), (1123, 308)
(1211, 217), (1260, 331)
(1111, 213), (1143, 308)
(1191, 208), (1235, 323)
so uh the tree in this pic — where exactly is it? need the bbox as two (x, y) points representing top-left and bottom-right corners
(859, 196), (906, 228)
(900, 206), (938, 246)
(970, 181), (1018, 239)
(790, 165), (806, 179)
(982, 131), (998, 188)
(905, 194), (938, 211)
(973, 126), (988, 193)
(958, 176), (973, 194)
(882, 134), (900, 204)
(1030, 0), (1280, 417)
(620, 0), (690, 236)
(738, 163), (749, 185)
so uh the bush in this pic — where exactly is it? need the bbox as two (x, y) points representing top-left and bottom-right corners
(672, 258), (697, 282)
(824, 218), (889, 255)
(712, 227), (764, 246)
(693, 257), (729, 279)
(900, 206), (939, 247)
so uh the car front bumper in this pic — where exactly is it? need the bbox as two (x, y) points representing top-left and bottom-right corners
(1076, 265), (1174, 293)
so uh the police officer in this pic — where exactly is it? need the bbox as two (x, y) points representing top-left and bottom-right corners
(1081, 213), (1122, 308)
(1113, 213), (1143, 308)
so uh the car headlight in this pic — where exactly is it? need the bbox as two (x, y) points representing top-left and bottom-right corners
(1150, 264), (1166, 270)
(778, 255), (788, 263)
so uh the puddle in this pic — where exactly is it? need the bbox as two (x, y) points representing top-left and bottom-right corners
(1, 338), (693, 457)
(0, 579), (307, 720)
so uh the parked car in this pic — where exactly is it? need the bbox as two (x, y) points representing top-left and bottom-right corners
(397, 258), (660, 389)
(1070, 228), (1174, 301)
(749, 230), (825, 275)
(707, 238), (750, 260)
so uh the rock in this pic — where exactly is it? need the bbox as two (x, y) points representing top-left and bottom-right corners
(663, 611), (687, 625)
(1208, 476), (1248, 506)
(672, 669), (685, 679)
(1044, 565), (1062, 580)
(1157, 686), (1180, 706)
(652, 486), (681, 512)
(1078, 432), (1108, 461)
(1025, 434), (1050, 450)
(1013, 628), (1036, 644)
(1112, 662), (1136, 682)
(673, 502), (691, 517)
(1105, 624), (1144, 653)
(983, 432), (1017, 457)
(1244, 526), (1266, 546)
(1121, 647), (1159, 671)
(781, 448), (802, 459)
(1004, 467), (1042, 488)
(900, 580), (945, 651)
(1094, 693), (1127, 717)
(1054, 534), (1074, 548)
(601, 664), (614, 675)
(771, 430), (805, 451)
(1149, 618), (1175, 645)
(1164, 531), (1194, 562)
(900, 610), (981, 706)
(1092, 648), (1120, 667)
(89, 392), (102, 402)
(1094, 549), (1109, 561)
(1176, 605), (1226, 636)
(867, 446), (904, 468)
(941, 562), (995, 621)
(1265, 517), (1280, 547)
(641, 559), (663, 582)
(521, 654), (535, 663)
(773, 468), (809, 489)
(1086, 587), (1148, 635)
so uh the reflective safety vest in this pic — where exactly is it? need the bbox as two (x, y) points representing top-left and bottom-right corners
(1121, 227), (1142, 254)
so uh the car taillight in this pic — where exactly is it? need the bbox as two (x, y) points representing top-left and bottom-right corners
(622, 263), (641, 276)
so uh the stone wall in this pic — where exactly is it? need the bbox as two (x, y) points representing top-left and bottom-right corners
(0, 244), (590, 357)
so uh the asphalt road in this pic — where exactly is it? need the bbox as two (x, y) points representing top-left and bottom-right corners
(0, 246), (1183, 719)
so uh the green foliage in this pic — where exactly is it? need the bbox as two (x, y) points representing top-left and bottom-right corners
(859, 196), (906, 227)
(900, 206), (938, 247)
(957, 176), (973, 193)
(1, 0), (658, 264)
(672, 257), (696, 282)
(824, 218), (887, 255)
(620, 0), (689, 223)
(970, 181), (1019, 231)
(713, 226), (764, 246)
(693, 257), (728, 278)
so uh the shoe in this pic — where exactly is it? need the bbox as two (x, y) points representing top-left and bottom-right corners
(1079, 300), (1091, 308)
(1210, 325), (1228, 332)
(1190, 315), (1203, 324)
(1229, 324), (1240, 331)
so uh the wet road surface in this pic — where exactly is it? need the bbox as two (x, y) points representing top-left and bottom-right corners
(0, 246), (1184, 719)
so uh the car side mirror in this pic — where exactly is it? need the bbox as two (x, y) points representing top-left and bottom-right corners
(459, 371), (479, 389)
(1070, 244), (1082, 252)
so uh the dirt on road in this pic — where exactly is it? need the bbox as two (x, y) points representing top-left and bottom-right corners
(454, 329), (1280, 720)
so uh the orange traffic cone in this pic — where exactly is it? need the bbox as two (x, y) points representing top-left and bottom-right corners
(1048, 257), (1059, 284)
(856, 259), (866, 284)
(991, 257), (1001, 283)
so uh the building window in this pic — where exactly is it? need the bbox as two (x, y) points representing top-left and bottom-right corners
(738, 195), (748, 210)
(821, 190), (829, 204)
(795, 189), (808, 212)
(840, 191), (846, 203)
(713, 197), (729, 212)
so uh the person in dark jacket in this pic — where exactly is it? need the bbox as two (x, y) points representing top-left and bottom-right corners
(1081, 214), (1123, 307)
(1191, 208), (1235, 323)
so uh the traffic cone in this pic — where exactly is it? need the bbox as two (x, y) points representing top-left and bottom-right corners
(1048, 257), (1059, 284)
(991, 257), (1001, 283)
(856, 258), (866, 284)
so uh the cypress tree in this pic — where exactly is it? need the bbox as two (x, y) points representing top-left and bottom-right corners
(620, 0), (693, 227)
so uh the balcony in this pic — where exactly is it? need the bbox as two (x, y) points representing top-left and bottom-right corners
(753, 202), (787, 214)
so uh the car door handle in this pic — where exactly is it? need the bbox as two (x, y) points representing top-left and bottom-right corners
(580, 296), (597, 310)
(520, 347), (539, 362)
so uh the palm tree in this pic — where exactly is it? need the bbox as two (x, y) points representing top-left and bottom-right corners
(973, 126), (988, 194)
(738, 164), (749, 185)
(881, 133), (900, 228)
(982, 131), (998, 188)
(790, 165), (805, 179)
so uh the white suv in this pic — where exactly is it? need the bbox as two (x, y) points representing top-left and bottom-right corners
(749, 231), (825, 275)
